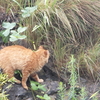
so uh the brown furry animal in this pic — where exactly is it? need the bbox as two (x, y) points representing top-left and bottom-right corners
(0, 45), (50, 90)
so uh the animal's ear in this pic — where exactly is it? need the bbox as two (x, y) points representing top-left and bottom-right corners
(44, 50), (49, 57)
(39, 46), (43, 49)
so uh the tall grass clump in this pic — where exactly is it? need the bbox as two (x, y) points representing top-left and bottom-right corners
(77, 39), (100, 79)
(1, 0), (100, 48)
(16, 0), (100, 47)
(51, 39), (67, 67)
(0, 0), (35, 12)
(0, 0), (100, 77)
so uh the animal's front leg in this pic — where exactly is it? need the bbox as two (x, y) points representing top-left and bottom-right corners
(31, 73), (44, 83)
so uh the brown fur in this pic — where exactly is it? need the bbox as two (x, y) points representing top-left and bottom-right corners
(0, 45), (50, 89)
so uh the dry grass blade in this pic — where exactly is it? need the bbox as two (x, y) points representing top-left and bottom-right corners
(78, 39), (100, 79)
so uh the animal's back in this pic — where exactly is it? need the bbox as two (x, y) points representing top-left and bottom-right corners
(0, 45), (35, 70)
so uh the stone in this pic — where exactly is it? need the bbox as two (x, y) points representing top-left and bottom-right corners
(3, 83), (34, 100)
(43, 80), (59, 95)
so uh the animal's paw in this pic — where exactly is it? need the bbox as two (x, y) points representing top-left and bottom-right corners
(23, 85), (28, 90)
(38, 79), (44, 83)
(24, 86), (28, 90)
(15, 79), (21, 84)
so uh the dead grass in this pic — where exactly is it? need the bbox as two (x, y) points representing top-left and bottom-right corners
(0, 0), (100, 78)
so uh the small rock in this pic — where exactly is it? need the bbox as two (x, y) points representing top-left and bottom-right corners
(43, 80), (59, 95)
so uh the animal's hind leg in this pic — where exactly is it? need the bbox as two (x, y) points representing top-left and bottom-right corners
(4, 68), (21, 84)
(31, 73), (44, 82)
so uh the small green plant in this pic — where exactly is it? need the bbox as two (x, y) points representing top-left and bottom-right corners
(0, 73), (15, 88)
(0, 73), (15, 100)
(67, 55), (99, 100)
(30, 81), (46, 91)
(0, 91), (8, 100)
(14, 70), (22, 77)
(37, 94), (50, 100)
(10, 26), (27, 42)
(2, 22), (16, 37)
(30, 81), (51, 100)
(67, 55), (78, 100)
(21, 6), (37, 18)
(57, 82), (66, 100)
(0, 31), (9, 43)
(68, 55), (78, 100)
(2, 22), (27, 42)
(80, 87), (87, 100)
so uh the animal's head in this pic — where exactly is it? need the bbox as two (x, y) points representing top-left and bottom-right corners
(38, 46), (50, 60)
